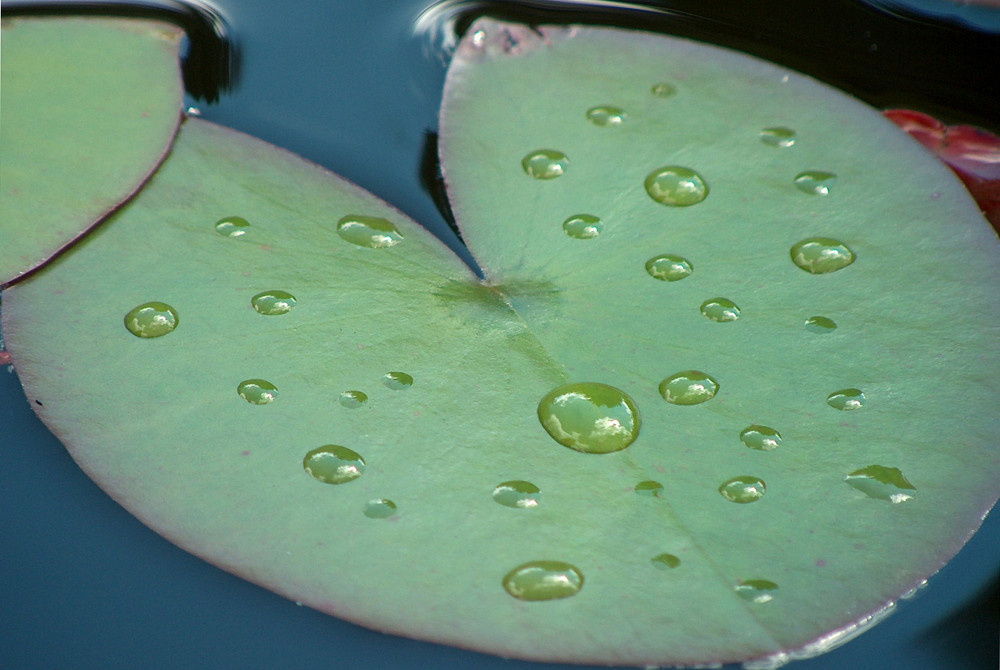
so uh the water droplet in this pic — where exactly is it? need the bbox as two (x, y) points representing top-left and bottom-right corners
(718, 476), (766, 503)
(537, 382), (641, 454)
(521, 149), (569, 179)
(502, 560), (584, 601)
(739, 425), (782, 451)
(735, 579), (778, 603)
(805, 316), (837, 333)
(492, 480), (541, 509)
(658, 371), (719, 405)
(586, 105), (626, 127)
(339, 390), (368, 408)
(845, 465), (915, 503)
(124, 302), (178, 338)
(827, 388), (866, 410)
(251, 290), (297, 315)
(336, 215), (404, 249)
(562, 214), (602, 239)
(650, 82), (676, 97)
(383, 371), (413, 390)
(700, 297), (741, 322)
(790, 237), (855, 274)
(303, 445), (366, 485)
(237, 379), (278, 405)
(364, 498), (397, 518)
(645, 254), (693, 281)
(794, 171), (837, 195)
(644, 166), (708, 206)
(651, 553), (680, 569)
(760, 127), (795, 148)
(215, 216), (249, 237)
(635, 480), (664, 497)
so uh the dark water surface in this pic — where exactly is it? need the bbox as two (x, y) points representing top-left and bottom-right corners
(2, 1), (999, 668)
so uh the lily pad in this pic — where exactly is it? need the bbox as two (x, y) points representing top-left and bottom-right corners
(3, 18), (1000, 669)
(0, 17), (184, 286)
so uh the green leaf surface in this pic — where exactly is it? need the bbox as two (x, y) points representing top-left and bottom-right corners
(3, 18), (1000, 668)
(0, 17), (184, 286)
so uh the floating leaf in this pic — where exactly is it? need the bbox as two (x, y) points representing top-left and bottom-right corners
(0, 17), (184, 286)
(3, 18), (1000, 669)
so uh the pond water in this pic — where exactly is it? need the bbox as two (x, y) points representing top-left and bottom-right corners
(1, 1), (998, 668)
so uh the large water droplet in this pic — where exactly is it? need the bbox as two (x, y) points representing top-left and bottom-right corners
(336, 215), (404, 249)
(251, 290), (297, 315)
(651, 553), (681, 569)
(645, 166), (709, 206)
(214, 216), (249, 238)
(124, 302), (178, 338)
(740, 425), (782, 451)
(635, 480), (664, 497)
(522, 149), (569, 179)
(760, 127), (795, 148)
(339, 390), (368, 408)
(794, 171), (837, 195)
(805, 316), (837, 333)
(237, 379), (278, 405)
(735, 579), (778, 603)
(650, 82), (676, 97)
(537, 382), (641, 454)
(502, 560), (584, 601)
(845, 465), (915, 503)
(586, 105), (626, 127)
(303, 445), (366, 485)
(827, 388), (866, 410)
(562, 214), (602, 239)
(719, 476), (766, 503)
(645, 254), (693, 281)
(492, 480), (541, 509)
(364, 499), (397, 518)
(658, 371), (719, 405)
(383, 371), (413, 390)
(790, 237), (855, 274)
(700, 297), (741, 322)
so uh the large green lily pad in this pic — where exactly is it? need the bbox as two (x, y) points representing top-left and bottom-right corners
(3, 18), (999, 667)
(0, 17), (183, 286)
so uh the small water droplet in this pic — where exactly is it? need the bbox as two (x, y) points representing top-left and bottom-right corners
(339, 390), (368, 408)
(521, 149), (569, 179)
(537, 382), (641, 454)
(735, 579), (778, 603)
(336, 215), (404, 249)
(383, 371), (413, 390)
(363, 498), (397, 518)
(645, 254), (693, 281)
(700, 297), (741, 322)
(790, 237), (855, 274)
(650, 82), (676, 97)
(493, 480), (541, 508)
(215, 216), (249, 238)
(635, 480), (664, 497)
(502, 560), (583, 601)
(719, 476), (766, 503)
(658, 371), (719, 405)
(805, 316), (837, 333)
(827, 388), (865, 410)
(644, 166), (708, 206)
(251, 290), (297, 315)
(237, 379), (278, 405)
(303, 445), (366, 485)
(760, 127), (795, 148)
(651, 553), (681, 569)
(585, 105), (626, 127)
(562, 214), (602, 239)
(845, 465), (915, 503)
(124, 302), (178, 338)
(739, 425), (782, 451)
(794, 171), (837, 195)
